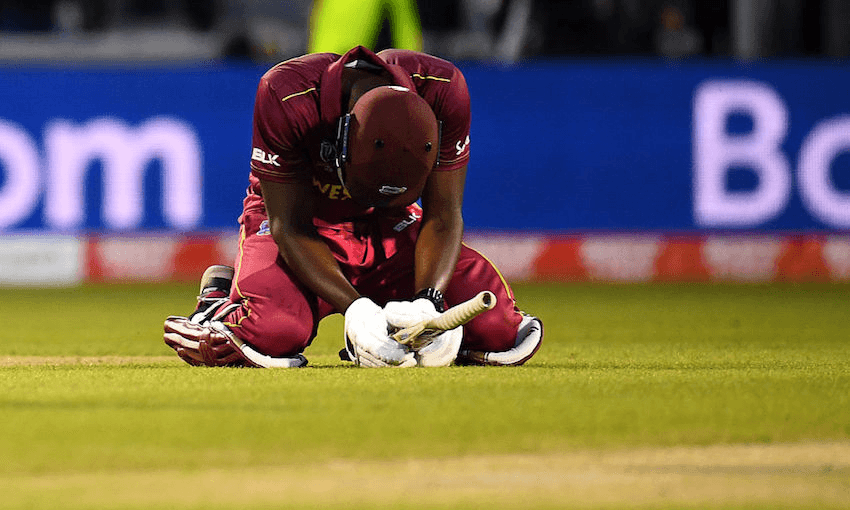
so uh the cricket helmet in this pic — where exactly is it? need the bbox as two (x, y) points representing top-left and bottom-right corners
(337, 85), (440, 207)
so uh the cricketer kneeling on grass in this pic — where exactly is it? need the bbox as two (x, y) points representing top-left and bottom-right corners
(163, 45), (543, 368)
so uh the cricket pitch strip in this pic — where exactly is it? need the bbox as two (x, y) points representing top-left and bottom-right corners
(2, 355), (847, 508)
(4, 442), (848, 508)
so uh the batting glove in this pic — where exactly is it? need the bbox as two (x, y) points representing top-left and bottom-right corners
(344, 297), (416, 367)
(384, 298), (463, 367)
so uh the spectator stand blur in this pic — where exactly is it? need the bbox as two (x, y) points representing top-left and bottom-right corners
(0, 0), (848, 64)
(521, 0), (848, 59)
(419, 0), (533, 62)
(0, 0), (223, 62)
(0, 0), (314, 63)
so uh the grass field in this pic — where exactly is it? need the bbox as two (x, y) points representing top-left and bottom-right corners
(1, 282), (848, 509)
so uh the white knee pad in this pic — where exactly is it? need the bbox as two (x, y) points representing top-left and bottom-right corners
(457, 314), (543, 366)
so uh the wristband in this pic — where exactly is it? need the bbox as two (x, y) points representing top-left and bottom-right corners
(413, 287), (446, 312)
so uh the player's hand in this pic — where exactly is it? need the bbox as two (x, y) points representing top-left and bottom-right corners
(344, 297), (416, 367)
(384, 299), (463, 367)
(384, 298), (440, 329)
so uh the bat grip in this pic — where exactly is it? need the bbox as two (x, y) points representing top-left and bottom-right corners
(391, 291), (497, 345)
(426, 290), (495, 331)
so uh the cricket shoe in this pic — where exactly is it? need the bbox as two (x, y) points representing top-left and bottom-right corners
(188, 265), (236, 324)
(456, 313), (543, 366)
(164, 264), (308, 368)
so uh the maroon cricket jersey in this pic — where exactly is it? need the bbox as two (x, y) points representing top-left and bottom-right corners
(245, 46), (471, 223)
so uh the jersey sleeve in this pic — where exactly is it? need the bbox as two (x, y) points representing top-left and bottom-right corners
(378, 49), (471, 172)
(250, 75), (310, 183)
(433, 66), (471, 171)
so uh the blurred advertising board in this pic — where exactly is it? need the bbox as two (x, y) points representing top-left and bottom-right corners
(462, 60), (850, 232)
(0, 66), (260, 233)
(22, 232), (846, 285)
(0, 60), (847, 284)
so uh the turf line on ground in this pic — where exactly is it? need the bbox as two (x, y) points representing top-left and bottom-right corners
(3, 442), (848, 509)
(0, 356), (177, 366)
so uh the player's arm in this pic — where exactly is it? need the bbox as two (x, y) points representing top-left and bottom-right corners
(261, 178), (414, 367)
(380, 166), (466, 366)
(260, 178), (360, 312)
(415, 165), (466, 294)
(251, 70), (356, 310)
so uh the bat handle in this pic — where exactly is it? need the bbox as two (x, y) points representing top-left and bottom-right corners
(392, 290), (498, 346)
(428, 290), (496, 331)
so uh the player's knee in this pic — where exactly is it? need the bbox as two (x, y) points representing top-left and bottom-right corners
(462, 306), (522, 352)
(229, 307), (314, 358)
(458, 314), (543, 366)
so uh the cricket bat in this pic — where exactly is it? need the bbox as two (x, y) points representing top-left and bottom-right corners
(392, 290), (497, 347)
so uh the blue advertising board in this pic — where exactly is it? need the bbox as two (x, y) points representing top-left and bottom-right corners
(0, 65), (262, 232)
(463, 59), (850, 232)
(0, 59), (848, 233)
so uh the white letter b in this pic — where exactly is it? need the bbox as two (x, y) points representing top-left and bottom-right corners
(693, 80), (791, 227)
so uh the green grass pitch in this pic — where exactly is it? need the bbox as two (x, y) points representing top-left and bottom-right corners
(1, 282), (848, 509)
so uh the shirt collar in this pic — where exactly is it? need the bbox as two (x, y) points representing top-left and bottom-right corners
(319, 46), (415, 128)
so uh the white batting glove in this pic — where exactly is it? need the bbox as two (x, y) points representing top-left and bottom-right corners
(384, 298), (439, 325)
(344, 297), (416, 367)
(384, 299), (463, 367)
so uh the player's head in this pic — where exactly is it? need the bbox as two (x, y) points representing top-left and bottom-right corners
(336, 85), (440, 208)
